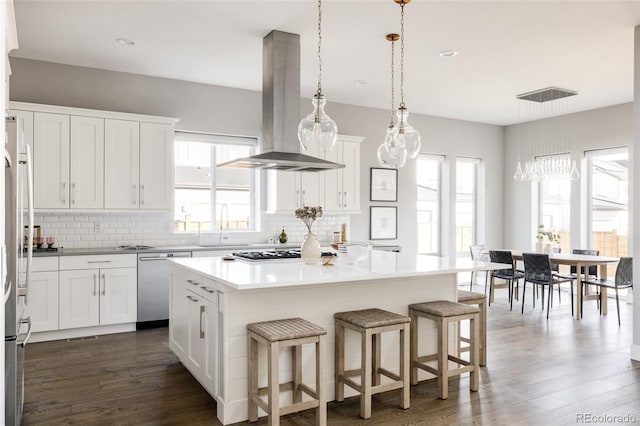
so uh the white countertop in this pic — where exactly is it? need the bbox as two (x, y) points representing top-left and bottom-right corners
(170, 251), (505, 290)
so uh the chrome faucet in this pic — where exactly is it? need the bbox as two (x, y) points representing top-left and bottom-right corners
(219, 203), (229, 244)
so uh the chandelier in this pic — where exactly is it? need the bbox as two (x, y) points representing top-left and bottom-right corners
(377, 0), (421, 169)
(513, 87), (580, 182)
(298, 0), (338, 152)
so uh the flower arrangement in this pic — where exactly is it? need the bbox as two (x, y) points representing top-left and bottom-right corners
(536, 224), (560, 244)
(295, 206), (323, 233)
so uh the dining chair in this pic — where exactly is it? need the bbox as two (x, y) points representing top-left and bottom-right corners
(521, 253), (573, 319)
(469, 245), (489, 292)
(488, 250), (523, 310)
(553, 248), (599, 316)
(581, 257), (632, 326)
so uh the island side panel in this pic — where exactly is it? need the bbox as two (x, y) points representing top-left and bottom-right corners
(220, 273), (457, 425)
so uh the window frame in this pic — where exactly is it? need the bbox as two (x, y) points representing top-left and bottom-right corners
(173, 131), (259, 234)
(455, 157), (480, 256)
(416, 154), (444, 255)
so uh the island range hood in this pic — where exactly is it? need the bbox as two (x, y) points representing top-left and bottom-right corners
(218, 30), (344, 172)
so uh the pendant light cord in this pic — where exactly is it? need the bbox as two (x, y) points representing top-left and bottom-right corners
(399, 2), (405, 110)
(316, 0), (323, 97)
(389, 38), (396, 128)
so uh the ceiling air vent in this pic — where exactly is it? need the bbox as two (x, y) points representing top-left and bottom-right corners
(516, 87), (577, 103)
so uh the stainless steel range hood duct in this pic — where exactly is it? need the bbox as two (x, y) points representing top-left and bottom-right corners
(218, 30), (344, 172)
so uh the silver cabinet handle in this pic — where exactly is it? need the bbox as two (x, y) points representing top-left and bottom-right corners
(186, 279), (199, 286)
(201, 286), (215, 294)
(302, 189), (306, 205)
(61, 182), (66, 204)
(141, 184), (145, 205)
(186, 295), (198, 302)
(337, 191), (341, 206)
(93, 274), (97, 296)
(132, 184), (137, 205)
(71, 182), (76, 205)
(199, 305), (205, 339)
(101, 273), (106, 295)
(343, 191), (347, 208)
(87, 260), (112, 264)
(296, 189), (300, 207)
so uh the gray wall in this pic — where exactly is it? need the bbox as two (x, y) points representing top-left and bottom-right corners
(503, 102), (633, 251)
(10, 57), (505, 253)
(633, 25), (640, 360)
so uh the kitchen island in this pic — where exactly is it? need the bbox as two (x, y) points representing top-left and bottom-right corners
(169, 251), (501, 425)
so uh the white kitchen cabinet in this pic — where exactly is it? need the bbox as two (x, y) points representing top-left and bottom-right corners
(140, 122), (174, 209)
(22, 270), (58, 333)
(33, 112), (70, 208)
(170, 270), (219, 397)
(104, 119), (140, 209)
(59, 254), (137, 329)
(59, 269), (101, 329)
(9, 109), (34, 202)
(70, 116), (104, 208)
(322, 135), (363, 213)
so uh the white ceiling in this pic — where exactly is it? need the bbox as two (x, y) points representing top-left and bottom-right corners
(10, 0), (640, 126)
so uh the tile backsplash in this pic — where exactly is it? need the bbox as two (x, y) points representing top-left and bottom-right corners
(35, 211), (351, 249)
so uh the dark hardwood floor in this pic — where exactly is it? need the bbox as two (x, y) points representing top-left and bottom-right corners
(23, 288), (640, 425)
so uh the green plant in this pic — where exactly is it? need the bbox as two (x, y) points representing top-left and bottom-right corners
(536, 224), (560, 244)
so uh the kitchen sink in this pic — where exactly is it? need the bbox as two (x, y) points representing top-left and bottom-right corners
(116, 245), (155, 250)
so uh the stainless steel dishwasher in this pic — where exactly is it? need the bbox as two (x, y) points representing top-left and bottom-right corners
(137, 251), (191, 329)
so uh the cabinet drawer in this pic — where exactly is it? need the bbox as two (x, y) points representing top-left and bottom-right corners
(59, 254), (136, 270)
(183, 276), (217, 301)
(20, 256), (59, 272)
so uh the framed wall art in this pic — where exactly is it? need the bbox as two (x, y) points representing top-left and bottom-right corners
(370, 167), (398, 202)
(370, 206), (397, 240)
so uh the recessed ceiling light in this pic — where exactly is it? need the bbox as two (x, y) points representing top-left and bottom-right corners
(116, 38), (136, 46)
(439, 50), (458, 58)
(354, 80), (367, 86)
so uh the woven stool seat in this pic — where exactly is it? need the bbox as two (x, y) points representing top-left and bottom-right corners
(409, 300), (480, 317)
(334, 308), (410, 329)
(247, 318), (327, 342)
(457, 290), (487, 303)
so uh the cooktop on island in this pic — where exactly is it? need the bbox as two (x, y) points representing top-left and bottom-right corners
(232, 249), (335, 261)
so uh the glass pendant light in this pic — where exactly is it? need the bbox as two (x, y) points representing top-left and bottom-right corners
(298, 0), (338, 152)
(378, 33), (407, 168)
(387, 0), (421, 159)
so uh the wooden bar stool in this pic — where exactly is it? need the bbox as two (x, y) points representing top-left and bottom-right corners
(409, 300), (480, 399)
(334, 308), (410, 419)
(247, 318), (327, 426)
(457, 290), (487, 366)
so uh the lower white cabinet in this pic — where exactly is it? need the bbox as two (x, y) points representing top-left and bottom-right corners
(170, 268), (219, 397)
(59, 267), (137, 329)
(24, 271), (59, 333)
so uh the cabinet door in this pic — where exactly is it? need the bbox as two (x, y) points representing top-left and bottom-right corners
(22, 271), (58, 332)
(266, 170), (300, 212)
(140, 123), (174, 209)
(9, 110), (34, 204)
(187, 291), (206, 371)
(59, 269), (100, 329)
(299, 172), (321, 207)
(323, 146), (342, 211)
(169, 271), (189, 358)
(104, 119), (140, 209)
(33, 112), (70, 208)
(341, 140), (360, 212)
(99, 267), (137, 325)
(70, 116), (104, 208)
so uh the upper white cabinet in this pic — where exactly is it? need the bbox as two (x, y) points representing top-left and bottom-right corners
(70, 116), (104, 208)
(140, 123), (174, 209)
(104, 119), (140, 209)
(9, 102), (179, 211)
(265, 135), (363, 213)
(33, 112), (70, 208)
(324, 135), (362, 213)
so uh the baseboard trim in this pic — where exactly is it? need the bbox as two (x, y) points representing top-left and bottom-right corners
(631, 344), (640, 361)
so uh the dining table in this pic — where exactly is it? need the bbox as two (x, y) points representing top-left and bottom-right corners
(495, 250), (619, 320)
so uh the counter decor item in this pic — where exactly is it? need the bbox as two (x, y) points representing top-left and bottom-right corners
(295, 206), (323, 264)
(279, 227), (288, 243)
(535, 224), (560, 253)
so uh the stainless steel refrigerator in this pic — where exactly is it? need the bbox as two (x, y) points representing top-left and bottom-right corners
(4, 116), (34, 426)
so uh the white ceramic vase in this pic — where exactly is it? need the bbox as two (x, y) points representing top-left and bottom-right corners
(535, 240), (543, 253)
(543, 243), (552, 254)
(301, 232), (321, 265)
